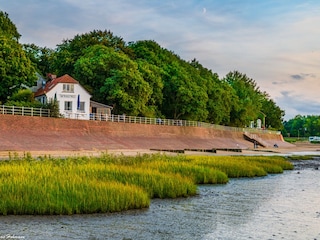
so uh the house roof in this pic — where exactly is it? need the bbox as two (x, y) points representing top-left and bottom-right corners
(90, 100), (113, 109)
(34, 74), (80, 97)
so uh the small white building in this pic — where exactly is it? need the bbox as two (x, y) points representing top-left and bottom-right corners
(34, 74), (92, 120)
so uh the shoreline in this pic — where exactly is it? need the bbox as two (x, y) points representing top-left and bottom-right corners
(1, 142), (320, 160)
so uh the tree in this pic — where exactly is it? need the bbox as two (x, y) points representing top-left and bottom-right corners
(52, 30), (130, 76)
(0, 12), (37, 103)
(224, 71), (263, 127)
(74, 45), (152, 115)
(260, 94), (284, 129)
(5, 89), (42, 107)
(0, 36), (37, 103)
(0, 11), (20, 40)
(283, 115), (320, 138)
(161, 60), (208, 120)
(23, 43), (54, 76)
(130, 42), (209, 121)
(46, 99), (60, 118)
(129, 40), (163, 65)
(190, 59), (234, 125)
(136, 60), (164, 117)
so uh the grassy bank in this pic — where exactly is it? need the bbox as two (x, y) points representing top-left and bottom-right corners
(0, 153), (293, 215)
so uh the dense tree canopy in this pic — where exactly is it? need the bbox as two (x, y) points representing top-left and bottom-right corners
(1, 12), (287, 129)
(0, 11), (20, 40)
(0, 12), (37, 103)
(23, 43), (54, 76)
(74, 45), (152, 116)
(223, 71), (263, 127)
(283, 115), (320, 138)
(52, 30), (130, 76)
(260, 94), (284, 129)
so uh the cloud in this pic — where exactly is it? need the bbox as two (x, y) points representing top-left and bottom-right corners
(277, 91), (320, 120)
(290, 73), (316, 81)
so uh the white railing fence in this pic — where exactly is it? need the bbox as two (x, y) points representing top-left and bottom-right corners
(89, 113), (280, 135)
(0, 105), (280, 135)
(0, 105), (50, 117)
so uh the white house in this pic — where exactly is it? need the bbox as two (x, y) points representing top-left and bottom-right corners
(34, 74), (92, 120)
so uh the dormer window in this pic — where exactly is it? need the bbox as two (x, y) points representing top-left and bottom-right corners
(63, 84), (74, 93)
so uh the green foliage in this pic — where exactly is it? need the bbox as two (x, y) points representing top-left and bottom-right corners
(283, 115), (320, 138)
(45, 99), (60, 118)
(52, 30), (130, 76)
(261, 93), (284, 129)
(136, 60), (164, 117)
(224, 71), (263, 127)
(75, 45), (152, 115)
(5, 89), (43, 108)
(0, 36), (37, 103)
(192, 60), (235, 125)
(8, 89), (34, 102)
(0, 12), (37, 104)
(0, 11), (20, 40)
(23, 43), (54, 76)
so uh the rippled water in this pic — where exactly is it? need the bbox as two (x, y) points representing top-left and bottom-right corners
(1, 162), (319, 240)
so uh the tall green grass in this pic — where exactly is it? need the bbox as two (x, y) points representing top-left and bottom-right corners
(0, 153), (293, 215)
(186, 155), (294, 177)
(0, 160), (150, 215)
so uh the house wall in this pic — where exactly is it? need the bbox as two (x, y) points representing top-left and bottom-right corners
(45, 83), (91, 120)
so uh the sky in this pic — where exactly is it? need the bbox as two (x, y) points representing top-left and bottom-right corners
(1, 0), (320, 120)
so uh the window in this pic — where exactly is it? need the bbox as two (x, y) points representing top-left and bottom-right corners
(78, 102), (85, 111)
(64, 101), (72, 111)
(63, 84), (74, 93)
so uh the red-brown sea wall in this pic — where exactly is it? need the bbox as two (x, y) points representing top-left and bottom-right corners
(0, 115), (291, 151)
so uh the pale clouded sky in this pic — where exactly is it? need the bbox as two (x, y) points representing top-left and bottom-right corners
(1, 0), (320, 120)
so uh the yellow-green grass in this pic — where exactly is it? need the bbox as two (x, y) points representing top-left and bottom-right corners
(75, 163), (197, 198)
(185, 155), (294, 178)
(0, 160), (150, 215)
(286, 155), (319, 160)
(0, 153), (293, 215)
(92, 153), (228, 184)
(137, 160), (228, 184)
(0, 156), (196, 215)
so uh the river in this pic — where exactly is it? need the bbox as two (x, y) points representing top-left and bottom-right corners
(0, 159), (319, 240)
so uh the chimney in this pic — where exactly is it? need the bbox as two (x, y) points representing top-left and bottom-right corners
(47, 73), (57, 81)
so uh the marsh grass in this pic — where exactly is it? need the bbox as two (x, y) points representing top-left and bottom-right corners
(75, 163), (197, 198)
(0, 160), (150, 215)
(186, 155), (293, 177)
(0, 153), (293, 215)
(137, 161), (228, 184)
(286, 155), (319, 160)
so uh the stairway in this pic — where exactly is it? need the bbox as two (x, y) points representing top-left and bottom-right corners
(243, 132), (270, 148)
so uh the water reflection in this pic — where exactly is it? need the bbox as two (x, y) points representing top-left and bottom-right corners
(0, 167), (319, 240)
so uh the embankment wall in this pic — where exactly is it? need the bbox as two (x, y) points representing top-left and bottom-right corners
(0, 115), (291, 151)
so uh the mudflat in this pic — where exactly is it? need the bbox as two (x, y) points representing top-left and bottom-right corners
(0, 142), (319, 160)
